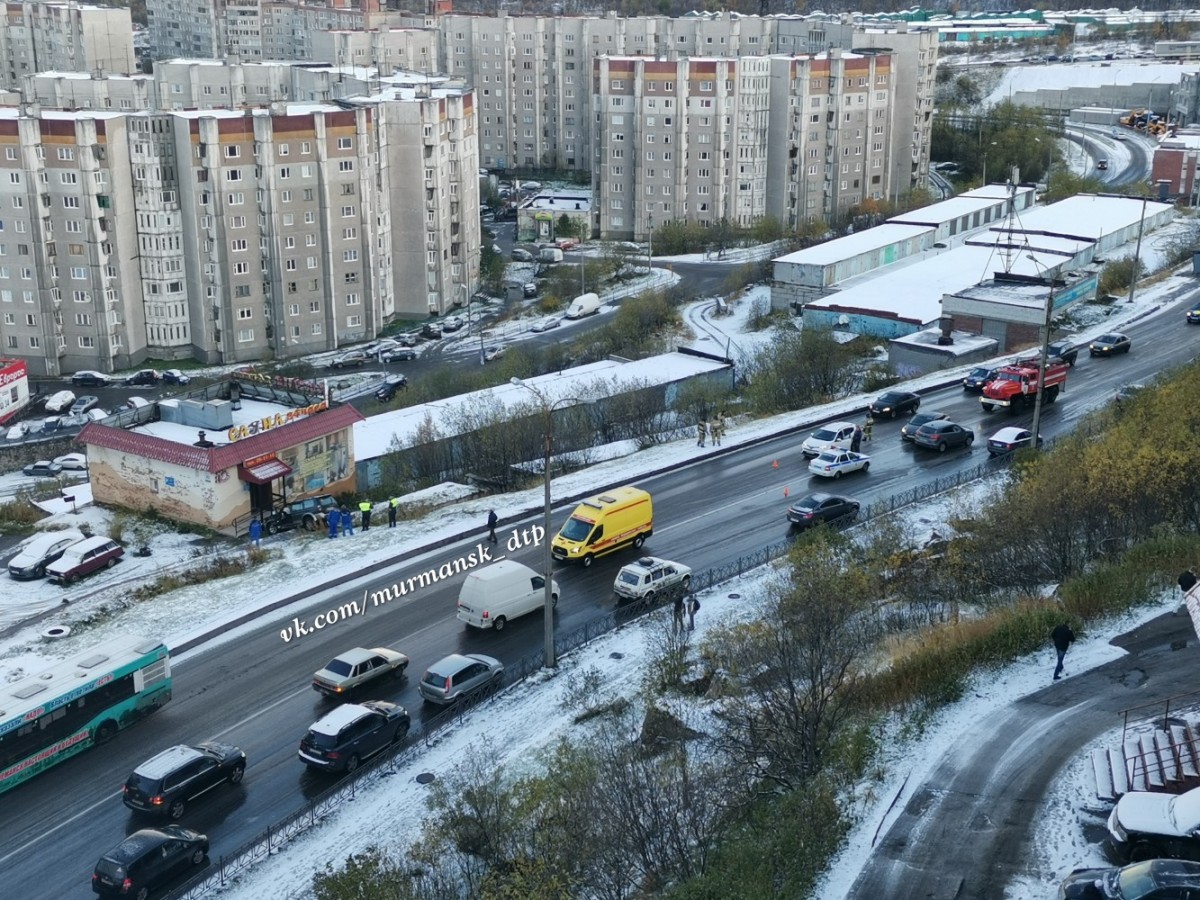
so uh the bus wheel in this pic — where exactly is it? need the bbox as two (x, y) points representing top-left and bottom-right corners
(95, 721), (118, 743)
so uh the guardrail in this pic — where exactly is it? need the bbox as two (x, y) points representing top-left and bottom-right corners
(164, 447), (1022, 899)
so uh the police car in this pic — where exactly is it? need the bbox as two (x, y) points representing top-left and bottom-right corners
(613, 557), (692, 603)
(807, 449), (871, 479)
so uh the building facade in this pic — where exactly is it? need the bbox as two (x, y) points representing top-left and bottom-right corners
(0, 2), (135, 93)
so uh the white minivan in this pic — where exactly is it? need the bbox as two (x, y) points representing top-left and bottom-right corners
(456, 560), (559, 631)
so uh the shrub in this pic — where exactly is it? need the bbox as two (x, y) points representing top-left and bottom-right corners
(0, 497), (44, 534)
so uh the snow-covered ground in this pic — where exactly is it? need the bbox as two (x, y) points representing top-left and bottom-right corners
(3, 236), (1196, 898)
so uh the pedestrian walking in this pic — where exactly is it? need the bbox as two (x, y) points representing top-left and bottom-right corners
(248, 517), (262, 549)
(358, 498), (372, 531)
(1051, 622), (1075, 681)
(863, 414), (874, 442)
(673, 594), (685, 632)
(487, 509), (499, 544)
(696, 419), (707, 448)
(711, 415), (723, 447)
(340, 507), (354, 536)
(687, 595), (701, 631)
(327, 511), (339, 539)
(388, 496), (399, 528)
(851, 425), (863, 453)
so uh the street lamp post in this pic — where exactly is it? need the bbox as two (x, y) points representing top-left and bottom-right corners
(511, 377), (593, 668)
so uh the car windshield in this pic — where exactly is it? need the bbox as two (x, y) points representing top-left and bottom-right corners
(305, 729), (340, 751)
(878, 393), (903, 404)
(815, 452), (839, 463)
(811, 428), (837, 442)
(95, 859), (127, 881)
(1114, 862), (1157, 898)
(969, 368), (990, 378)
(126, 772), (158, 794)
(617, 572), (642, 586)
(1170, 789), (1200, 831)
(559, 516), (595, 542)
(995, 372), (1021, 383)
(323, 659), (353, 677)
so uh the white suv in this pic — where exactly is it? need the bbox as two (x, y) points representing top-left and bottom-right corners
(613, 556), (692, 603)
(800, 421), (858, 459)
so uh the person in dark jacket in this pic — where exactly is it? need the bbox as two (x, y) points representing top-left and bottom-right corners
(388, 497), (399, 528)
(1052, 622), (1075, 681)
(487, 509), (499, 544)
(851, 426), (863, 453)
(1180, 569), (1198, 594)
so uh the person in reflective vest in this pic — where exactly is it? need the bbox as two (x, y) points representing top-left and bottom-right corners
(358, 499), (372, 531)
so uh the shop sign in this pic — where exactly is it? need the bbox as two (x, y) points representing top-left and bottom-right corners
(226, 401), (328, 442)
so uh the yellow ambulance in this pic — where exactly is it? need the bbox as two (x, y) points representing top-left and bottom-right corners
(550, 486), (653, 567)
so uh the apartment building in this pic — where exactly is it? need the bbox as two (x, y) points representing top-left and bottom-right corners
(310, 27), (439, 77)
(0, 2), (135, 92)
(764, 51), (895, 230)
(25, 72), (154, 112)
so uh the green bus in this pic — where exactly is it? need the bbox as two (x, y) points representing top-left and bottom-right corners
(0, 635), (171, 794)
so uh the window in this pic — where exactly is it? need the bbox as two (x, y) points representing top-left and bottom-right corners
(231, 239), (247, 251)
(77, 336), (94, 349)
(225, 145), (240, 158)
(60, 172), (77, 185)
(337, 137), (352, 150)
(226, 169), (241, 182)
(237, 328), (254, 343)
(311, 322), (321, 335)
(341, 206), (355, 217)
(63, 197), (79, 209)
(74, 313), (91, 326)
(237, 307), (253, 320)
(338, 160), (354, 172)
(343, 249), (358, 262)
(70, 266), (86, 279)
(345, 292), (359, 305)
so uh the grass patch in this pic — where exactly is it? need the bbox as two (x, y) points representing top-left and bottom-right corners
(130, 548), (273, 602)
(0, 496), (44, 534)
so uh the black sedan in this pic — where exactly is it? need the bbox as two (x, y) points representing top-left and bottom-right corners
(901, 411), (949, 442)
(375, 375), (408, 402)
(1187, 302), (1200, 324)
(381, 347), (417, 363)
(1058, 858), (1200, 899)
(912, 420), (975, 453)
(962, 366), (1000, 393)
(1090, 332), (1132, 357)
(868, 390), (921, 418)
(786, 492), (860, 530)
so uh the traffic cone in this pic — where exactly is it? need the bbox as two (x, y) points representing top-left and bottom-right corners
(784, 486), (790, 498)
(772, 459), (779, 469)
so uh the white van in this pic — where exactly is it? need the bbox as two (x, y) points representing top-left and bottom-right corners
(456, 560), (559, 631)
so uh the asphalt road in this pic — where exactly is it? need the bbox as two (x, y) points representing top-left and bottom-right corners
(4, 282), (1198, 898)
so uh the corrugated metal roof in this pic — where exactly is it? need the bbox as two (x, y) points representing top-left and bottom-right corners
(78, 404), (364, 473)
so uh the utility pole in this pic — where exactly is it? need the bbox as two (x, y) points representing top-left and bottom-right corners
(1126, 193), (1149, 305)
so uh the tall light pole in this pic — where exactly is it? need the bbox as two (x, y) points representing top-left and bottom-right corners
(510, 377), (593, 668)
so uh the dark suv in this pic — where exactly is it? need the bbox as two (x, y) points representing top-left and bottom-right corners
(1047, 339), (1079, 367)
(124, 369), (160, 386)
(92, 825), (208, 898)
(122, 742), (246, 820)
(265, 494), (338, 534)
(298, 700), (410, 774)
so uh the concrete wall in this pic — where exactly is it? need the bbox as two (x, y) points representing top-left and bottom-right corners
(802, 308), (920, 339)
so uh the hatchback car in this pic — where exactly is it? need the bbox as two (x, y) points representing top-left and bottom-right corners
(23, 459), (63, 478)
(868, 390), (921, 419)
(162, 369), (192, 385)
(613, 557), (692, 603)
(1091, 332), (1133, 357)
(901, 411), (949, 442)
(962, 366), (1000, 393)
(46, 536), (123, 583)
(7, 530), (84, 580)
(298, 700), (410, 774)
(92, 826), (209, 898)
(987, 426), (1041, 456)
(1187, 302), (1200, 324)
(1057, 858), (1200, 899)
(375, 374), (408, 402)
(484, 345), (507, 362)
(72, 370), (111, 387)
(913, 420), (975, 453)
(800, 421), (858, 459)
(786, 492), (860, 530)
(417, 653), (505, 706)
(122, 742), (247, 820)
(808, 449), (871, 479)
(1108, 784), (1200, 862)
(312, 647), (410, 698)
(124, 369), (160, 386)
(330, 350), (370, 369)
(43, 389), (76, 413)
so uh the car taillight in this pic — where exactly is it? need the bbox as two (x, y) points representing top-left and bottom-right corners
(444, 676), (453, 692)
(122, 877), (134, 892)
(150, 795), (163, 806)
(325, 751), (339, 759)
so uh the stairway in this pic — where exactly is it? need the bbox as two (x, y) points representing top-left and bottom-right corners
(1093, 719), (1200, 801)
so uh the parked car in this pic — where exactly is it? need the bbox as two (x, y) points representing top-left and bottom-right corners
(531, 316), (561, 333)
(43, 390), (76, 413)
(265, 494), (338, 534)
(123, 397), (151, 410)
(46, 535), (124, 583)
(7, 530), (84, 580)
(58, 412), (90, 429)
(613, 556), (692, 604)
(962, 366), (1000, 393)
(555, 238), (579, 251)
(987, 426), (1042, 456)
(53, 452), (87, 470)
(1107, 784), (1200, 862)
(511, 248), (534, 262)
(483, 345), (506, 362)
(1091, 332), (1133, 357)
(5, 422), (28, 441)
(23, 460), (64, 478)
(786, 492), (860, 530)
(92, 825), (208, 898)
(297, 700), (410, 774)
(417, 653), (504, 706)
(124, 369), (160, 386)
(1048, 339), (1080, 366)
(442, 314), (465, 332)
(869, 390), (921, 419)
(913, 420), (975, 453)
(901, 411), (949, 442)
(122, 741), (247, 820)
(70, 395), (100, 415)
(1058, 858), (1200, 899)
(1187, 302), (1200, 324)
(375, 374), (408, 402)
(381, 346), (417, 363)
(808, 449), (871, 479)
(523, 282), (538, 298)
(330, 350), (370, 369)
(71, 370), (111, 387)
(39, 416), (62, 435)
(800, 421), (858, 459)
(87, 408), (110, 421)
(311, 647), (410, 698)
(162, 369), (192, 385)
(421, 322), (443, 339)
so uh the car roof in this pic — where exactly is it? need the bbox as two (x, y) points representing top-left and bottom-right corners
(102, 828), (186, 864)
(991, 427), (1028, 440)
(920, 420), (957, 431)
(426, 653), (498, 677)
(620, 556), (679, 573)
(309, 703), (376, 736)
(59, 535), (117, 554)
(133, 744), (206, 779)
(17, 530), (84, 555)
(326, 647), (380, 667)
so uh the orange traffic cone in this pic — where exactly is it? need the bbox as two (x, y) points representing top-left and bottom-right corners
(772, 459), (779, 469)
(784, 486), (790, 498)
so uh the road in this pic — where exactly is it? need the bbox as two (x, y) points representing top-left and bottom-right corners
(3, 279), (1198, 898)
